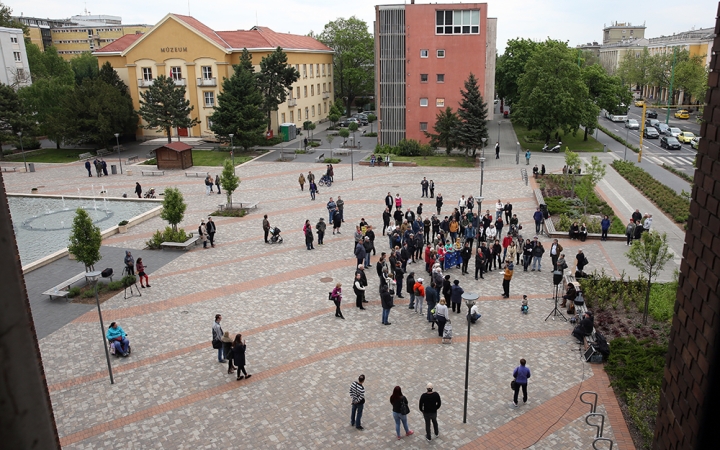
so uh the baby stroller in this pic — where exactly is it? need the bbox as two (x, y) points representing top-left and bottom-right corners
(269, 226), (283, 244)
(144, 188), (156, 199)
(442, 320), (453, 344)
(318, 174), (332, 187)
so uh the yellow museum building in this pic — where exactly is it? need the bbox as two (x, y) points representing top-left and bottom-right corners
(93, 14), (334, 140)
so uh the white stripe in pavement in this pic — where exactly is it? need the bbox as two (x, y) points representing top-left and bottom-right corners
(679, 157), (694, 165)
(645, 156), (662, 165)
(658, 157), (673, 165)
(600, 178), (634, 215)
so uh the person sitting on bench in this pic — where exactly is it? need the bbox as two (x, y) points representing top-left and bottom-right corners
(468, 303), (482, 323)
(106, 322), (130, 356)
(561, 282), (577, 307)
(572, 311), (594, 343)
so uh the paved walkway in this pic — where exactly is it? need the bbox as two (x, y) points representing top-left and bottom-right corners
(3, 151), (642, 449)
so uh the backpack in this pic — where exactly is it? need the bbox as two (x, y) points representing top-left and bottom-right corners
(414, 286), (421, 296)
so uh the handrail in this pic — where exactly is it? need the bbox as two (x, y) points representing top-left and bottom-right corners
(592, 437), (614, 450)
(585, 413), (605, 438)
(580, 391), (598, 414)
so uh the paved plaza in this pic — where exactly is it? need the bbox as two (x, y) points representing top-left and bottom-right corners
(1, 140), (684, 449)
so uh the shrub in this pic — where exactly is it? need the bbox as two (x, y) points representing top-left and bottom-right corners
(68, 286), (82, 298)
(597, 125), (639, 153)
(146, 226), (189, 249)
(323, 158), (341, 164)
(265, 136), (283, 146)
(121, 275), (137, 287)
(14, 136), (42, 150)
(364, 132), (377, 137)
(626, 378), (661, 449)
(396, 138), (422, 156)
(374, 143), (394, 154)
(309, 141), (320, 147)
(211, 208), (247, 217)
(107, 280), (123, 290)
(648, 278), (677, 322)
(141, 158), (157, 165)
(82, 289), (96, 298)
(118, 220), (129, 226)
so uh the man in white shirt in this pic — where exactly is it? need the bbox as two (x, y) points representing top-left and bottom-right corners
(643, 214), (653, 232)
(469, 303), (481, 323)
(495, 200), (504, 220)
(458, 195), (467, 214)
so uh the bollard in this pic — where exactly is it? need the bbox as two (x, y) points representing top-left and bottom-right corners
(111, 165), (117, 175)
(603, 144), (607, 153)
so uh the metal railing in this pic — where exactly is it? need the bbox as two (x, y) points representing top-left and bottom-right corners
(580, 391), (598, 414)
(585, 413), (606, 438)
(196, 77), (217, 87)
(520, 168), (528, 186)
(592, 437), (614, 450)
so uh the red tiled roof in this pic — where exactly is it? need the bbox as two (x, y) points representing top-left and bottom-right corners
(172, 14), (229, 48)
(161, 142), (193, 152)
(95, 33), (142, 53)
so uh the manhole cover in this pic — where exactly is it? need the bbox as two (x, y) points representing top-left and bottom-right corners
(392, 185), (400, 188)
(320, 277), (333, 283)
(181, 311), (189, 314)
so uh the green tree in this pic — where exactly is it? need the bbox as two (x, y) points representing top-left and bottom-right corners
(256, 47), (299, 130)
(675, 54), (709, 104)
(626, 231), (673, 324)
(138, 75), (199, 143)
(328, 102), (342, 127)
(161, 187), (187, 232)
(514, 40), (593, 143)
(220, 159), (240, 209)
(367, 113), (376, 133)
(582, 64), (631, 140)
(26, 45), (74, 84)
(456, 73), (489, 157)
(0, 84), (36, 148)
(425, 107), (460, 155)
(338, 127), (350, 146)
(616, 48), (652, 88)
(574, 155), (607, 214)
(210, 49), (265, 151)
(564, 149), (581, 195)
(67, 208), (102, 272)
(326, 133), (335, 146)
(70, 52), (99, 85)
(18, 78), (74, 148)
(98, 62), (130, 96)
(348, 121), (359, 147)
(495, 38), (540, 106)
(0, 2), (28, 34)
(317, 17), (374, 115)
(65, 78), (136, 147)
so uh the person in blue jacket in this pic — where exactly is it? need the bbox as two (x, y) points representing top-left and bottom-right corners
(512, 358), (531, 406)
(106, 322), (130, 356)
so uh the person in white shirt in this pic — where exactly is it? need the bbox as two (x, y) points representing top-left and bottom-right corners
(458, 195), (467, 214)
(643, 214), (653, 232)
(469, 303), (481, 323)
(495, 200), (504, 220)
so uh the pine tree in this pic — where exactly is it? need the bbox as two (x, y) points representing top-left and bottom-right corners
(210, 49), (265, 150)
(456, 73), (489, 157)
(256, 47), (299, 130)
(425, 107), (460, 155)
(138, 75), (199, 143)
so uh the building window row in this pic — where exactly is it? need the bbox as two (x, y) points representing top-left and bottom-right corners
(420, 73), (445, 83)
(297, 63), (331, 79)
(13, 51), (21, 62)
(436, 10), (480, 35)
(10, 36), (17, 43)
(420, 49), (446, 58)
(419, 98), (445, 107)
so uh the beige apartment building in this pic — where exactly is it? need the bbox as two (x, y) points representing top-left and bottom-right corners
(602, 21), (646, 44)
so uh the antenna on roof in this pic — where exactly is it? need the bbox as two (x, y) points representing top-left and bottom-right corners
(188, 0), (191, 15)
(256, 11), (258, 26)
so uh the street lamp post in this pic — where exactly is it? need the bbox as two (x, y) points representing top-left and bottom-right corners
(497, 121), (501, 144)
(516, 141), (520, 165)
(462, 292), (479, 423)
(479, 157), (485, 200)
(229, 133), (235, 172)
(481, 137), (487, 159)
(115, 133), (122, 174)
(88, 271), (114, 384)
(18, 131), (26, 172)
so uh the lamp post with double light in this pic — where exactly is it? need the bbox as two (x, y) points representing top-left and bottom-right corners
(18, 131), (26, 172)
(462, 292), (479, 423)
(86, 270), (115, 384)
(115, 133), (122, 174)
(229, 133), (235, 171)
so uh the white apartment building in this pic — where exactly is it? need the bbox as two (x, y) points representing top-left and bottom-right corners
(0, 26), (31, 88)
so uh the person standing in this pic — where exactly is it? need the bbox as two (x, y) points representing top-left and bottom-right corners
(101, 160), (108, 176)
(331, 282), (344, 319)
(458, 195), (467, 215)
(350, 375), (366, 430)
(395, 193), (403, 211)
(625, 219), (636, 246)
(93, 158), (102, 177)
(512, 358), (531, 407)
(435, 193), (443, 215)
(298, 173), (305, 191)
(309, 180), (317, 200)
(533, 208), (544, 234)
(353, 273), (366, 310)
(199, 220), (208, 249)
(421, 177), (429, 197)
(643, 214), (653, 232)
(425, 282), (439, 327)
(263, 215), (271, 243)
(394, 261), (405, 299)
(419, 383), (442, 442)
(435, 299), (449, 337)
(316, 217), (326, 245)
(502, 260), (514, 298)
(385, 192), (394, 211)
(85, 160), (93, 177)
(576, 249), (588, 275)
(414, 277), (426, 315)
(406, 271), (416, 309)
(599, 215), (610, 241)
(474, 247), (486, 280)
(495, 199), (504, 220)
(215, 174), (221, 194)
(382, 207), (391, 236)
(550, 239), (563, 271)
(327, 197), (337, 223)
(333, 211), (342, 235)
(460, 242), (472, 275)
(124, 250), (135, 275)
(450, 279), (464, 313)
(205, 174), (213, 195)
(381, 284), (393, 325)
(136, 257), (150, 288)
(495, 141), (500, 159)
(232, 334), (252, 381)
(135, 182), (142, 198)
(390, 386), (414, 439)
(355, 239), (367, 268)
(206, 217), (217, 248)
(363, 236), (373, 268)
(212, 314), (225, 363)
(531, 241), (544, 271)
(304, 220), (314, 250)
(307, 170), (315, 186)
(429, 180), (435, 198)
(525, 149), (531, 165)
(336, 196), (345, 222)
(504, 201), (513, 223)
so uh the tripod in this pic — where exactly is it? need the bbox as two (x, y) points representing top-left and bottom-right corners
(545, 283), (567, 321)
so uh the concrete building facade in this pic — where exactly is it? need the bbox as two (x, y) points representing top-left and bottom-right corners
(93, 14), (333, 141)
(598, 38), (648, 75)
(375, 2), (496, 146)
(603, 21), (646, 45)
(0, 26), (31, 88)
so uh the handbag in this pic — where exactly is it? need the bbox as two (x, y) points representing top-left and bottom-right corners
(212, 339), (221, 349)
(511, 380), (518, 390)
(400, 397), (411, 415)
(328, 292), (334, 300)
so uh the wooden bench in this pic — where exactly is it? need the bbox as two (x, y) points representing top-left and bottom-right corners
(42, 272), (92, 301)
(161, 236), (200, 250)
(126, 155), (138, 164)
(96, 149), (112, 157)
(1, 166), (17, 172)
(78, 152), (93, 161)
(142, 170), (165, 176)
(332, 148), (351, 156)
(185, 171), (208, 177)
(315, 153), (325, 163)
(234, 201), (258, 210)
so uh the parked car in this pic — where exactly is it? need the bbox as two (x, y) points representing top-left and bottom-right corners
(654, 123), (670, 135)
(678, 131), (696, 144)
(674, 109), (690, 119)
(691, 137), (700, 150)
(666, 127), (681, 138)
(634, 99), (645, 107)
(338, 118), (360, 128)
(352, 113), (368, 125)
(643, 127), (660, 139)
(646, 110), (658, 119)
(646, 118), (660, 128)
(624, 119), (639, 130)
(660, 136), (681, 150)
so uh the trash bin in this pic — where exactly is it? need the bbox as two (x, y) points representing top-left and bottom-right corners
(111, 165), (117, 174)
(126, 170), (133, 176)
(603, 144), (607, 153)
(389, 162), (393, 167)
(28, 163), (35, 172)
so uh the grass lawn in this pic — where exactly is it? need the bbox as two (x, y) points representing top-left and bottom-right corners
(512, 123), (603, 152)
(4, 148), (97, 163)
(373, 154), (475, 168)
(190, 150), (253, 166)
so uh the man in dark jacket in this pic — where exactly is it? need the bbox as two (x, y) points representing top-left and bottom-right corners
(435, 193), (443, 215)
(394, 262), (405, 298)
(135, 182), (142, 198)
(419, 383), (442, 442)
(572, 311), (594, 342)
(355, 241), (367, 268)
(460, 242), (472, 275)
(316, 218), (326, 245)
(474, 247), (486, 280)
(393, 208), (404, 227)
(400, 242), (411, 272)
(406, 272), (416, 309)
(376, 253), (387, 284)
(206, 217), (217, 248)
(425, 282), (439, 327)
(363, 236), (373, 268)
(381, 284), (394, 325)
(533, 208), (544, 234)
(382, 208), (391, 235)
(405, 208), (416, 224)
(385, 192), (394, 211)
(450, 280), (464, 313)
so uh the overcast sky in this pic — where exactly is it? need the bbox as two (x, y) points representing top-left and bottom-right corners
(11, 0), (718, 53)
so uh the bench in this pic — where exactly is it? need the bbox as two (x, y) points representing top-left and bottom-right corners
(126, 155), (138, 164)
(96, 149), (112, 157)
(113, 144), (126, 152)
(332, 148), (351, 156)
(161, 236), (199, 250)
(78, 152), (93, 161)
(42, 272), (92, 301)
(142, 170), (165, 176)
(1, 166), (17, 172)
(315, 153), (325, 163)
(185, 171), (208, 177)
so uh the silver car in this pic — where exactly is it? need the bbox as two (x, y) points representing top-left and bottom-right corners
(624, 119), (639, 130)
(666, 127), (681, 137)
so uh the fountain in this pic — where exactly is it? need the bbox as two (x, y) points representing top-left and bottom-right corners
(61, 196), (66, 209)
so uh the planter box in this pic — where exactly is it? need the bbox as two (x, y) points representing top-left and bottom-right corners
(118, 225), (128, 233)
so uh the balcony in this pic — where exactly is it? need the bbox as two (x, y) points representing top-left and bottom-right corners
(322, 91), (330, 99)
(137, 78), (154, 88)
(197, 77), (217, 87)
(288, 98), (297, 107)
(172, 78), (186, 86)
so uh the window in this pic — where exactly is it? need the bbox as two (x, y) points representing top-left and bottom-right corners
(296, 87), (300, 98)
(290, 110), (294, 122)
(204, 91), (215, 107)
(142, 67), (153, 81)
(323, 83), (326, 92)
(295, 64), (299, 73)
(281, 113), (286, 123)
(420, 49), (429, 58)
(316, 64), (319, 76)
(420, 122), (428, 131)
(13, 51), (21, 62)
(305, 107), (309, 119)
(436, 98), (445, 107)
(310, 64), (313, 77)
(312, 105), (315, 117)
(437, 50), (445, 58)
(317, 83), (320, 94)
(328, 65), (332, 77)
(324, 102), (327, 113)
(303, 64), (307, 78)
(311, 85), (314, 96)
(304, 86), (308, 97)
(10, 36), (17, 43)
(328, 82), (332, 92)
(436, 10), (480, 34)
(420, 98), (429, 107)
(201, 66), (212, 80)
(297, 109), (301, 121)
(420, 74), (428, 83)
(437, 74), (445, 83)
(170, 66), (182, 80)
(322, 64), (326, 76)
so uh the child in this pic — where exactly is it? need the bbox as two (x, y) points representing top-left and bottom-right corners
(221, 331), (236, 374)
(136, 258), (150, 288)
(521, 295), (529, 314)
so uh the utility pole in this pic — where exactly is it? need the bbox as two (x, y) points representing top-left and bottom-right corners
(665, 47), (677, 125)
